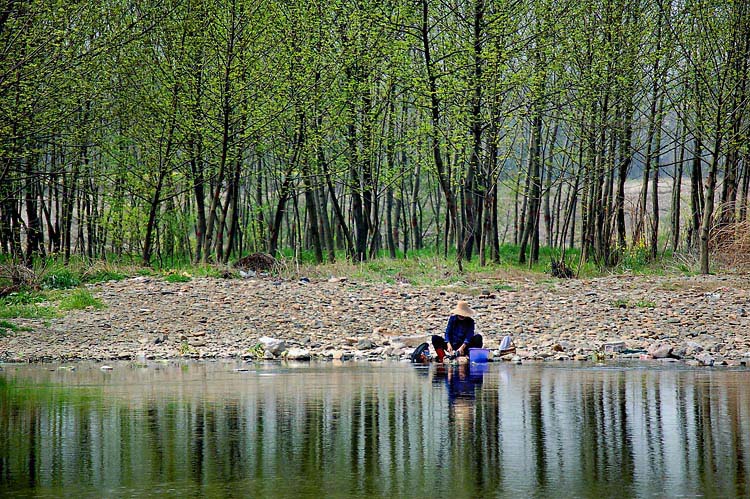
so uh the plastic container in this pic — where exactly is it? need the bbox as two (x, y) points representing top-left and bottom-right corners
(468, 348), (490, 363)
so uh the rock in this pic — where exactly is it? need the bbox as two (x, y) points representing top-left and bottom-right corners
(154, 334), (166, 345)
(332, 350), (344, 360)
(263, 350), (276, 360)
(705, 292), (721, 302)
(285, 348), (310, 360)
(685, 341), (703, 352)
(391, 335), (426, 347)
(259, 336), (286, 356)
(695, 352), (715, 366)
(552, 343), (564, 352)
(356, 339), (374, 350)
(512, 355), (522, 364)
(100, 365), (113, 370)
(648, 343), (673, 359)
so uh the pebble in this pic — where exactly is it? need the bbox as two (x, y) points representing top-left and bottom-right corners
(1, 274), (747, 367)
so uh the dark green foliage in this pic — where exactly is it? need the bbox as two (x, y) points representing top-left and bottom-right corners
(42, 270), (81, 290)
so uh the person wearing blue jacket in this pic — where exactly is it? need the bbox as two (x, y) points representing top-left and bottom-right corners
(431, 301), (483, 362)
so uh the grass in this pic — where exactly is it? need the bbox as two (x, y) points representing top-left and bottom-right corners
(58, 289), (105, 311)
(164, 273), (191, 283)
(611, 298), (657, 309)
(0, 286), (104, 318)
(0, 302), (58, 319)
(276, 243), (687, 285)
(0, 320), (32, 336)
(41, 269), (81, 289)
(0, 242), (704, 301)
(179, 342), (197, 356)
(0, 291), (57, 319)
(84, 270), (127, 283)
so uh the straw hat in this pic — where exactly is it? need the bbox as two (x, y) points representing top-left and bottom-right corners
(451, 300), (475, 318)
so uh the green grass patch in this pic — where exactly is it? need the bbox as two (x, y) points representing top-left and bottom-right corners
(0, 320), (32, 336)
(610, 298), (657, 309)
(179, 342), (197, 356)
(0, 290), (56, 319)
(58, 289), (104, 311)
(1, 290), (45, 305)
(164, 273), (191, 283)
(42, 269), (81, 290)
(0, 303), (57, 319)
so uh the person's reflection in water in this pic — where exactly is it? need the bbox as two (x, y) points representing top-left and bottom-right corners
(433, 363), (488, 431)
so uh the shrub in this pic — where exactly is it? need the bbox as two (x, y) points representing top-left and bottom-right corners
(42, 269), (81, 290)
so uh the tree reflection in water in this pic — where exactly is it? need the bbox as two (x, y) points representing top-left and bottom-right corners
(1, 362), (749, 497)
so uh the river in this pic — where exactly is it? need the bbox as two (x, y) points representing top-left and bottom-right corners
(1, 361), (749, 497)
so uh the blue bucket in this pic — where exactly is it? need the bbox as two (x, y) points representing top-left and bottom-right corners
(468, 348), (489, 363)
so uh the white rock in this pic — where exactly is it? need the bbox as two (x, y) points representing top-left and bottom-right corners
(695, 352), (715, 366)
(259, 337), (286, 356)
(648, 343), (673, 359)
(285, 348), (310, 360)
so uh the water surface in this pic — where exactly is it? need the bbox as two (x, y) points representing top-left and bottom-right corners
(1, 361), (749, 498)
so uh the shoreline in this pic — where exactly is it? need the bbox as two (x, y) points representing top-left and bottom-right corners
(1, 273), (749, 366)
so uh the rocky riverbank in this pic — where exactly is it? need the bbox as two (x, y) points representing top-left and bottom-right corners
(1, 273), (749, 366)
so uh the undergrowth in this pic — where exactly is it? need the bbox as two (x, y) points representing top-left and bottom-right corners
(58, 289), (105, 311)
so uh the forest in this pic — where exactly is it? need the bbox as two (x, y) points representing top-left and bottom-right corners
(1, 0), (748, 273)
